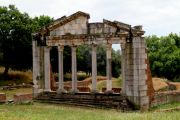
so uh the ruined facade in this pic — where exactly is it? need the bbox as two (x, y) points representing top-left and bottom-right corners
(32, 11), (154, 110)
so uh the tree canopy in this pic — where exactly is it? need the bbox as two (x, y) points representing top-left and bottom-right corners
(0, 5), (53, 77)
(146, 33), (180, 81)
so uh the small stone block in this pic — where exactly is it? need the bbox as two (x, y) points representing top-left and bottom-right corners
(0, 93), (6, 103)
(14, 93), (32, 103)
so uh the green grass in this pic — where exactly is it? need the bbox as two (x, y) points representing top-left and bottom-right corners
(0, 103), (180, 120)
(151, 102), (180, 111)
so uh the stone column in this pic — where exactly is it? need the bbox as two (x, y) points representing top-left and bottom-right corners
(71, 46), (78, 93)
(39, 47), (45, 90)
(120, 42), (126, 94)
(44, 46), (51, 92)
(32, 40), (39, 97)
(57, 46), (66, 94)
(106, 44), (113, 93)
(91, 45), (97, 93)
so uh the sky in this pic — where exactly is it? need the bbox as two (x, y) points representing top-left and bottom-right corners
(1, 0), (180, 50)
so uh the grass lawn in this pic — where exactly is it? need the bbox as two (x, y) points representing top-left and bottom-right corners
(0, 102), (180, 120)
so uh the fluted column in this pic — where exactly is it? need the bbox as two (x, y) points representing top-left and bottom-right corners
(57, 45), (66, 94)
(71, 46), (78, 93)
(44, 46), (51, 92)
(106, 44), (112, 92)
(91, 45), (97, 93)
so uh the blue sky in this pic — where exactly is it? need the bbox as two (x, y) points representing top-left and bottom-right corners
(1, 0), (180, 50)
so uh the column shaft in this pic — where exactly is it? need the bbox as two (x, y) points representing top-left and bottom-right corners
(57, 46), (65, 93)
(71, 46), (78, 92)
(91, 45), (97, 92)
(44, 47), (51, 92)
(106, 44), (112, 91)
(121, 43), (126, 94)
(32, 40), (38, 97)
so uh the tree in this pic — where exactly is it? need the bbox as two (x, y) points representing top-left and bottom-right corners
(112, 49), (121, 78)
(0, 5), (33, 77)
(32, 15), (53, 32)
(0, 5), (53, 78)
(146, 33), (180, 81)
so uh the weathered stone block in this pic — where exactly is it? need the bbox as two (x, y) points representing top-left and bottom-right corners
(140, 96), (149, 105)
(14, 93), (33, 103)
(0, 93), (6, 103)
(110, 27), (117, 33)
(139, 91), (147, 96)
(133, 53), (147, 59)
(133, 37), (144, 43)
(139, 85), (148, 90)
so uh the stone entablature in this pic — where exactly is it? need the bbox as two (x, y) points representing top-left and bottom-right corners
(32, 11), (154, 110)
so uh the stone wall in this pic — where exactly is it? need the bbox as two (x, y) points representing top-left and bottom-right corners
(88, 23), (117, 34)
(14, 93), (33, 103)
(151, 91), (180, 107)
(104, 24), (117, 33)
(50, 16), (88, 36)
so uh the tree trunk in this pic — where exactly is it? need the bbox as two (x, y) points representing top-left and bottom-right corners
(3, 65), (9, 79)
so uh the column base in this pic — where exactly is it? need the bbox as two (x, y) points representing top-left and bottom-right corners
(57, 89), (67, 94)
(70, 89), (79, 94)
(44, 89), (51, 92)
(90, 90), (99, 94)
(104, 90), (114, 95)
(33, 85), (39, 97)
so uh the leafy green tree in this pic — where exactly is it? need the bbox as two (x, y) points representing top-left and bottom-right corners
(77, 45), (91, 75)
(0, 5), (53, 78)
(0, 5), (33, 77)
(112, 50), (121, 78)
(146, 33), (180, 81)
(77, 45), (121, 77)
(32, 15), (53, 31)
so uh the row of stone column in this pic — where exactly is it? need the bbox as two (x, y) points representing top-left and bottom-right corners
(42, 44), (113, 93)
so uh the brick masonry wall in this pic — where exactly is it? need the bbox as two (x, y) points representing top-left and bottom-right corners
(145, 51), (155, 104)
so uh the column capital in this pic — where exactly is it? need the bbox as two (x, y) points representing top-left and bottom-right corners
(71, 45), (77, 52)
(106, 44), (112, 50)
(121, 43), (126, 49)
(92, 44), (97, 47)
(58, 45), (64, 52)
(44, 46), (51, 52)
(70, 45), (77, 47)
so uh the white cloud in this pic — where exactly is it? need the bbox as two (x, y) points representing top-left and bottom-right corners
(0, 0), (180, 36)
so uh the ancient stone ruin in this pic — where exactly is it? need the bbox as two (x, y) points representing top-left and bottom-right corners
(32, 11), (154, 110)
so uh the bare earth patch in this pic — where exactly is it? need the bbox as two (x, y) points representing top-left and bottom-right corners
(152, 78), (169, 91)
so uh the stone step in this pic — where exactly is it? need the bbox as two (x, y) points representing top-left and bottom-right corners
(35, 92), (132, 111)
